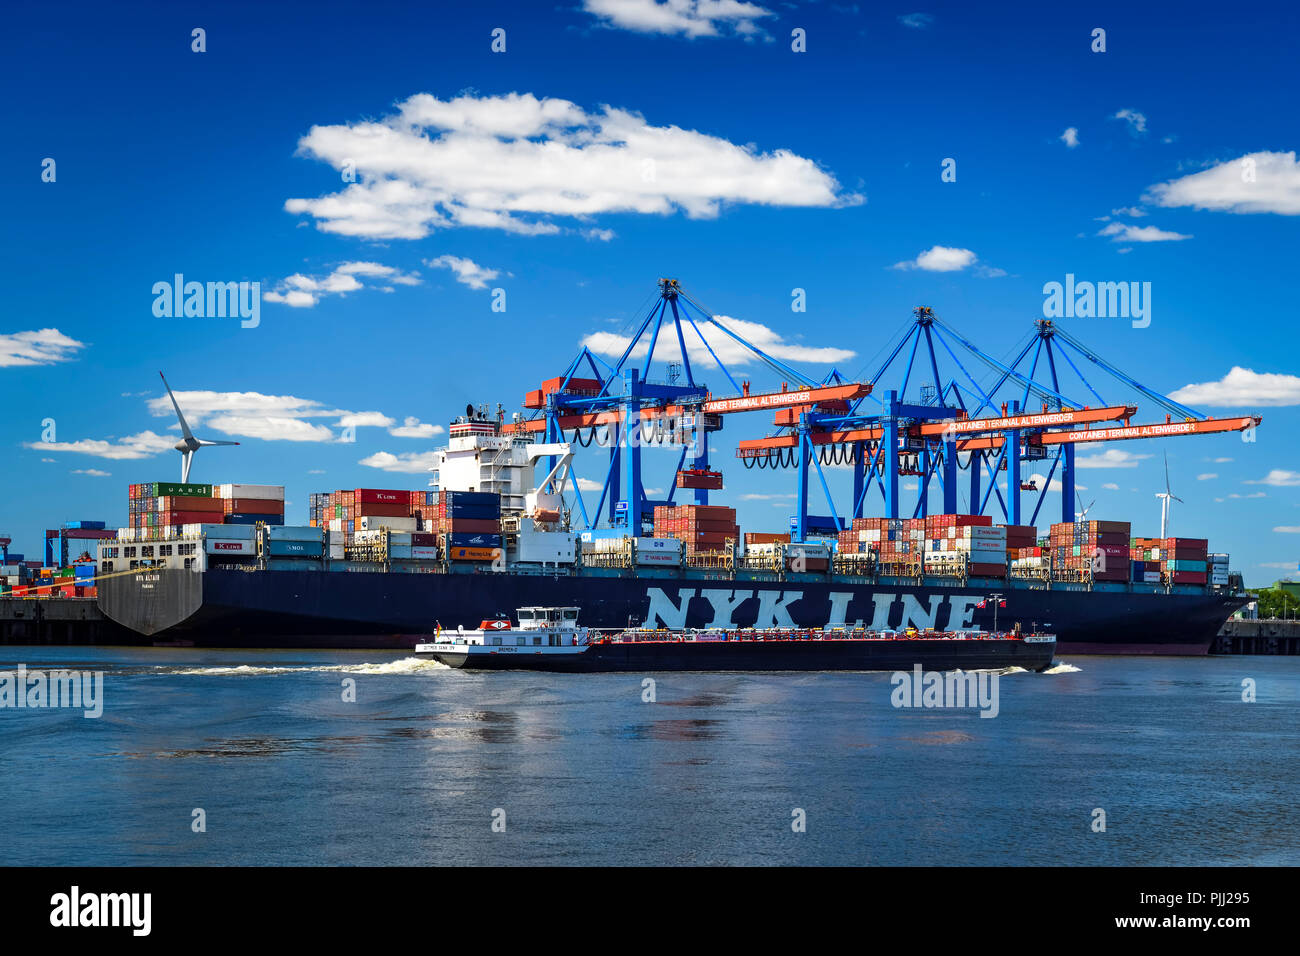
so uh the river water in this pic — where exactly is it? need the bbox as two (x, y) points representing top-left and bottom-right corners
(1, 648), (1296, 865)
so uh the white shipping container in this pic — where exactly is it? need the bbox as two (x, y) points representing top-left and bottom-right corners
(636, 536), (682, 553)
(205, 538), (255, 555)
(635, 550), (681, 566)
(328, 543), (345, 560)
(410, 546), (439, 560)
(329, 518), (343, 532)
(1143, 572), (1162, 583)
(357, 515), (418, 532)
(215, 483), (285, 501)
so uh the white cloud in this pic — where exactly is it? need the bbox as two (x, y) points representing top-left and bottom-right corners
(283, 92), (860, 240)
(1197, 473), (1217, 481)
(897, 13), (934, 28)
(1213, 457), (1233, 463)
(1059, 127), (1079, 149)
(740, 493), (794, 500)
(582, 313), (854, 367)
(1145, 151), (1300, 215)
(1097, 221), (1191, 242)
(1111, 206), (1146, 217)
(264, 261), (420, 307)
(144, 389), (394, 443)
(1245, 470), (1300, 487)
(575, 477), (605, 492)
(389, 416), (445, 438)
(583, 227), (616, 241)
(1113, 108), (1148, 135)
(425, 255), (501, 290)
(582, 0), (773, 38)
(1074, 448), (1152, 469)
(1228, 492), (1267, 499)
(0, 328), (86, 367)
(1274, 526), (1300, 534)
(71, 468), (111, 477)
(1169, 367), (1300, 407)
(1102, 482), (1120, 490)
(23, 431), (176, 460)
(891, 245), (978, 272)
(358, 451), (441, 473)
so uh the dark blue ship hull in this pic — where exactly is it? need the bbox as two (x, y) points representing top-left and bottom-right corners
(97, 567), (1246, 654)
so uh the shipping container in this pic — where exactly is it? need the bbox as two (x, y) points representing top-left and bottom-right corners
(267, 540), (323, 557)
(204, 538), (256, 555)
(447, 546), (502, 562)
(214, 483), (285, 501)
(267, 525), (324, 542)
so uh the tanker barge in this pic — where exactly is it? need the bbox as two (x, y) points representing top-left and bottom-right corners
(413, 606), (1058, 672)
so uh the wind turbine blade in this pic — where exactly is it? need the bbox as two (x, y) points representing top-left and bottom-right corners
(1164, 450), (1172, 494)
(160, 371), (195, 442)
(1172, 495), (1185, 504)
(197, 440), (240, 447)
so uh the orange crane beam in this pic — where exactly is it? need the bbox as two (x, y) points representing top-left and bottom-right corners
(735, 405), (1137, 456)
(503, 383), (870, 435)
(949, 416), (1262, 452)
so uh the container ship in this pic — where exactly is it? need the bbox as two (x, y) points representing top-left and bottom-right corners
(89, 411), (1247, 654)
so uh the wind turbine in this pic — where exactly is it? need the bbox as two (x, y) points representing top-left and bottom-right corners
(159, 372), (239, 483)
(1155, 450), (1183, 537)
(1074, 493), (1095, 522)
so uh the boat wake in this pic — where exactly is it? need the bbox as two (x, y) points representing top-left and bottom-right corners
(156, 658), (451, 676)
(1042, 662), (1081, 675)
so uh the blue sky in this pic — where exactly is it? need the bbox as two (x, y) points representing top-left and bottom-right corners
(3, 0), (1298, 582)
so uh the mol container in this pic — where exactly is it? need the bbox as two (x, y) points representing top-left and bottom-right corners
(267, 540), (323, 558)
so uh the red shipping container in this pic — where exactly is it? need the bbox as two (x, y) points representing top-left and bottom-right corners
(223, 498), (285, 514)
(355, 488), (409, 505)
(160, 510), (219, 526)
(438, 518), (499, 534)
(355, 502), (412, 518)
(158, 496), (224, 513)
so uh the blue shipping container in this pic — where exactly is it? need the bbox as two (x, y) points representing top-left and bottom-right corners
(442, 502), (500, 519)
(267, 540), (323, 557)
(446, 532), (502, 548)
(226, 514), (285, 526)
(441, 491), (497, 506)
(65, 520), (107, 530)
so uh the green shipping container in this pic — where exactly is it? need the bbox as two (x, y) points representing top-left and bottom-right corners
(149, 482), (213, 498)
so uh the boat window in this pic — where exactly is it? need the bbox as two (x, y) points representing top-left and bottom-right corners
(533, 636), (542, 646)
(518, 610), (533, 621)
(563, 609), (578, 621)
(517, 636), (526, 647)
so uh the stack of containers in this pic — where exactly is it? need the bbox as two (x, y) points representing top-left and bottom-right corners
(127, 482), (216, 540)
(265, 524), (324, 559)
(1129, 536), (1164, 583)
(744, 532), (790, 548)
(1209, 553), (1230, 587)
(1049, 520), (1131, 581)
(652, 504), (739, 555)
(923, 514), (1007, 576)
(1164, 537), (1209, 584)
(437, 491), (502, 560)
(213, 483), (285, 526)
